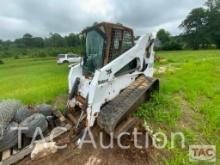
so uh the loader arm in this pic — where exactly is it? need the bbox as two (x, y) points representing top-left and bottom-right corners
(94, 34), (155, 82)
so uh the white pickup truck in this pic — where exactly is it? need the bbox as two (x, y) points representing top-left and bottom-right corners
(57, 54), (81, 64)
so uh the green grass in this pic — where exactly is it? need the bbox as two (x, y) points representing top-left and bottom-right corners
(0, 50), (219, 164)
(137, 50), (220, 164)
(0, 57), (68, 104)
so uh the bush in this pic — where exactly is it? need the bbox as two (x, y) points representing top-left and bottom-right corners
(162, 40), (183, 50)
(14, 55), (20, 59)
(38, 51), (47, 57)
(0, 59), (4, 64)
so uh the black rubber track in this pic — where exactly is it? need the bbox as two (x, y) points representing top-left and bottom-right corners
(97, 76), (159, 135)
(0, 100), (21, 140)
(14, 107), (33, 123)
(0, 122), (19, 152)
(20, 113), (48, 138)
(35, 104), (54, 117)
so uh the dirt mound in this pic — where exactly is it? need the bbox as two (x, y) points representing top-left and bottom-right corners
(18, 125), (163, 165)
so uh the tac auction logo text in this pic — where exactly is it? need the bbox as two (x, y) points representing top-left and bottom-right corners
(189, 145), (216, 162)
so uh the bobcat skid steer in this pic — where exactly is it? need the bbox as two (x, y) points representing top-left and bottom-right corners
(67, 22), (159, 138)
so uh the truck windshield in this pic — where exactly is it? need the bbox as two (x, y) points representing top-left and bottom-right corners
(83, 30), (104, 73)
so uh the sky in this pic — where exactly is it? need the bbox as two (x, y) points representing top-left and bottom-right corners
(0, 0), (205, 40)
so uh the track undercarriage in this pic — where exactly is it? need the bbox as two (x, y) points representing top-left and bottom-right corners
(66, 75), (159, 138)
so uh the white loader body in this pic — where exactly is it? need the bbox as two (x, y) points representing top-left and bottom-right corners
(68, 34), (155, 127)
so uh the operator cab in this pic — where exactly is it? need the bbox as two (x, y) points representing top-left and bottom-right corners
(81, 22), (135, 76)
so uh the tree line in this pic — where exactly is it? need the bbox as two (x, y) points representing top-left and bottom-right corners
(157, 0), (220, 50)
(0, 33), (83, 58)
(0, 33), (82, 58)
(0, 33), (82, 49)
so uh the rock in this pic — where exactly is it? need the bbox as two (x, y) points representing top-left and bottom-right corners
(31, 141), (57, 160)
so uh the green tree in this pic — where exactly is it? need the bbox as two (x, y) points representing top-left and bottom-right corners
(206, 0), (220, 10)
(206, 0), (220, 48)
(32, 37), (44, 48)
(22, 33), (33, 48)
(156, 29), (171, 44)
(180, 0), (220, 49)
(15, 38), (25, 48)
(65, 33), (80, 47)
(45, 33), (65, 47)
(156, 29), (182, 50)
(180, 8), (209, 49)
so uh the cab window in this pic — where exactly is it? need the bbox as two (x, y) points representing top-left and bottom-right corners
(84, 30), (104, 73)
(110, 29), (123, 61)
(122, 31), (133, 52)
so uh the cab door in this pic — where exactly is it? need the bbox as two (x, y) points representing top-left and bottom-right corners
(109, 29), (133, 62)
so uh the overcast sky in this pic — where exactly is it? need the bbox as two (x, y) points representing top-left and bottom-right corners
(0, 0), (205, 40)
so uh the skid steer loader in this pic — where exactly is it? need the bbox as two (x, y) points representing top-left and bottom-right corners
(67, 22), (159, 138)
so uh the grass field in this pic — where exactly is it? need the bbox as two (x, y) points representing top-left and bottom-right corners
(138, 50), (220, 164)
(0, 57), (68, 104)
(0, 50), (219, 164)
